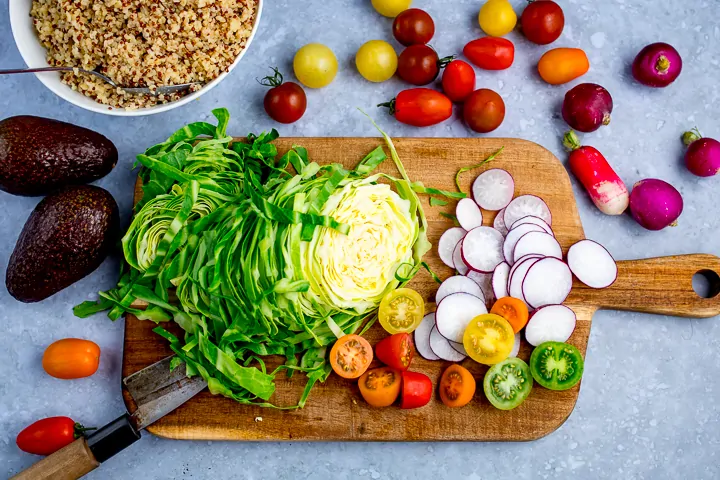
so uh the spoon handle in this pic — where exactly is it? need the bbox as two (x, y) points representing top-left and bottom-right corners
(0, 67), (76, 75)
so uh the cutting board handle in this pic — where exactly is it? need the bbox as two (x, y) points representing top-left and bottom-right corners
(568, 254), (720, 318)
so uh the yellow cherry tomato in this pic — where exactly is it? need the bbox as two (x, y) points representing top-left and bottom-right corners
(371, 0), (412, 18)
(379, 288), (425, 334)
(356, 40), (398, 83)
(293, 43), (338, 89)
(463, 313), (515, 365)
(478, 0), (517, 37)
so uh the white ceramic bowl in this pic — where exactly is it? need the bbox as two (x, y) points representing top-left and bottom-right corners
(9, 0), (263, 117)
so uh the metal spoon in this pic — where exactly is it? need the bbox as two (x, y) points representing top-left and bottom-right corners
(0, 67), (203, 96)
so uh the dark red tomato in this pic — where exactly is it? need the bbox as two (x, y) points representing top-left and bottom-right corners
(463, 89), (506, 133)
(375, 333), (415, 371)
(463, 37), (515, 71)
(398, 45), (453, 86)
(378, 88), (453, 127)
(260, 67), (307, 124)
(400, 371), (433, 409)
(393, 8), (435, 46)
(520, 0), (565, 45)
(441, 60), (476, 103)
(16, 417), (94, 456)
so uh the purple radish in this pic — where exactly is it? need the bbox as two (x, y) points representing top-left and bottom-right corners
(521, 258), (573, 309)
(492, 262), (510, 299)
(503, 223), (546, 265)
(449, 340), (468, 356)
(435, 292), (488, 343)
(504, 195), (552, 228)
(682, 128), (720, 178)
(456, 197), (484, 230)
(453, 238), (470, 275)
(472, 169), (515, 211)
(509, 215), (554, 236)
(438, 227), (466, 268)
(512, 231), (562, 264)
(525, 305), (577, 346)
(567, 239), (617, 289)
(632, 42), (682, 88)
(415, 313), (440, 360)
(629, 179), (683, 231)
(461, 226), (504, 273)
(562, 83), (613, 133)
(429, 327), (466, 362)
(435, 275), (483, 304)
(493, 208), (508, 236)
(508, 256), (543, 304)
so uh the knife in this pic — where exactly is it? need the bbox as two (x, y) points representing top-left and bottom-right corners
(11, 356), (207, 480)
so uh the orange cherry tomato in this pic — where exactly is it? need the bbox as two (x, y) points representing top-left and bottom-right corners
(358, 367), (402, 407)
(439, 364), (476, 408)
(537, 48), (589, 85)
(330, 334), (373, 379)
(490, 297), (530, 333)
(42, 339), (100, 379)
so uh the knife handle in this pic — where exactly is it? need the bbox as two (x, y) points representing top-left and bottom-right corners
(10, 437), (99, 480)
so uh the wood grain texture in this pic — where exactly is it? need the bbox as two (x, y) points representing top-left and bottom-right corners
(11, 438), (99, 480)
(122, 137), (720, 442)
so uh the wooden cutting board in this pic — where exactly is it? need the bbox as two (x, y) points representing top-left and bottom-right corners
(121, 137), (720, 442)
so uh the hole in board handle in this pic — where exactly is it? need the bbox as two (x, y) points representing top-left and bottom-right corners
(692, 270), (720, 299)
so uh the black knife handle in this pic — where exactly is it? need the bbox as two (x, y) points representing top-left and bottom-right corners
(87, 414), (141, 463)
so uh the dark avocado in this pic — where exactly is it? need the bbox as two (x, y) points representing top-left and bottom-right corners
(6, 185), (120, 303)
(0, 115), (118, 196)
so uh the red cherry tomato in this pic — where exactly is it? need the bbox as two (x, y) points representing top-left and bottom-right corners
(463, 37), (515, 71)
(393, 8), (435, 46)
(260, 67), (307, 124)
(520, 0), (565, 45)
(379, 88), (453, 127)
(463, 88), (506, 133)
(398, 45), (453, 86)
(375, 333), (415, 371)
(400, 371), (432, 409)
(441, 60), (476, 103)
(16, 417), (95, 456)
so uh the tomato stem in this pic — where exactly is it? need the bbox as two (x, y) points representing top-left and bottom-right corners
(257, 67), (284, 88)
(437, 54), (457, 69)
(377, 98), (397, 116)
(562, 130), (582, 152)
(682, 127), (702, 146)
(73, 422), (98, 439)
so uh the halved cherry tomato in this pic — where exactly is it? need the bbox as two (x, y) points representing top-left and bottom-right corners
(400, 371), (433, 409)
(463, 37), (515, 71)
(358, 367), (402, 407)
(260, 67), (307, 124)
(393, 8), (435, 46)
(520, 0), (565, 45)
(378, 288), (426, 334)
(463, 88), (506, 133)
(441, 60), (476, 103)
(439, 364), (476, 408)
(16, 417), (95, 456)
(462, 313), (515, 365)
(490, 297), (529, 333)
(379, 88), (453, 127)
(537, 48), (590, 85)
(375, 333), (415, 371)
(398, 45), (454, 86)
(42, 338), (100, 380)
(330, 334), (373, 379)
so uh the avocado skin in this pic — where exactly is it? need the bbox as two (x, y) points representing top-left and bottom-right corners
(6, 185), (120, 303)
(0, 115), (118, 196)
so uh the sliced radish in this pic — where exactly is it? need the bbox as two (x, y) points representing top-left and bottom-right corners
(435, 292), (488, 343)
(512, 231), (562, 264)
(493, 208), (508, 236)
(461, 227), (504, 273)
(449, 340), (468, 356)
(507, 254), (544, 289)
(456, 198), (484, 231)
(508, 257), (543, 303)
(503, 224), (546, 265)
(436, 275), (483, 304)
(429, 326), (466, 362)
(453, 239), (469, 275)
(522, 258), (573, 309)
(509, 215), (554, 236)
(567, 239), (618, 289)
(504, 195), (552, 228)
(466, 270), (494, 306)
(509, 332), (521, 358)
(525, 305), (577, 346)
(472, 168), (515, 211)
(438, 227), (466, 268)
(492, 262), (510, 299)
(414, 313), (440, 360)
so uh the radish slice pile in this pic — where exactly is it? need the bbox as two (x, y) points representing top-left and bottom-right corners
(472, 168), (515, 211)
(456, 198), (484, 231)
(522, 258), (573, 308)
(525, 305), (577, 346)
(467, 270), (495, 306)
(503, 224), (546, 265)
(435, 292), (488, 343)
(461, 227), (504, 273)
(453, 240), (470, 275)
(493, 209), (508, 236)
(415, 313), (440, 360)
(567, 239), (618, 288)
(436, 275), (484, 304)
(509, 215), (553, 235)
(513, 231), (562, 263)
(438, 227), (466, 268)
(492, 262), (510, 299)
(508, 257), (542, 303)
(429, 326), (467, 362)
(504, 195), (552, 228)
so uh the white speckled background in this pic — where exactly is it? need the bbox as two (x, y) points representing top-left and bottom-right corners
(1, 0), (719, 478)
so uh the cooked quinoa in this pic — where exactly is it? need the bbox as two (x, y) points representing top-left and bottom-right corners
(31, 0), (257, 110)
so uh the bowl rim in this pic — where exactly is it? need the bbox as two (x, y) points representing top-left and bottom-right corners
(9, 0), (263, 117)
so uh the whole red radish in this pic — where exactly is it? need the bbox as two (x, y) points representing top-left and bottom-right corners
(393, 8), (435, 46)
(520, 0), (565, 45)
(378, 88), (453, 127)
(17, 417), (95, 456)
(632, 43), (682, 88)
(463, 37), (515, 71)
(563, 130), (629, 215)
(562, 83), (613, 133)
(629, 179), (683, 230)
(463, 88), (506, 133)
(442, 60), (476, 102)
(682, 128), (720, 177)
(259, 67), (307, 124)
